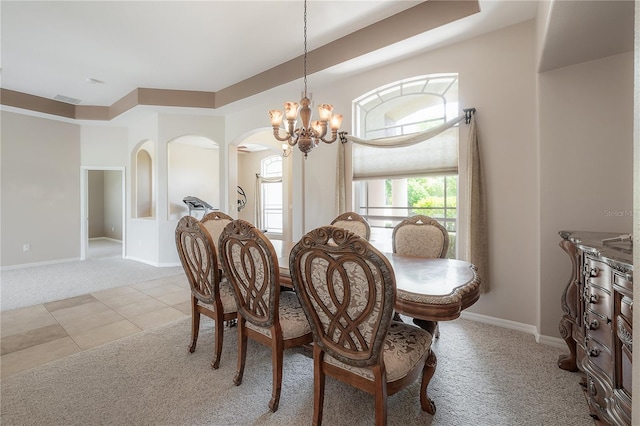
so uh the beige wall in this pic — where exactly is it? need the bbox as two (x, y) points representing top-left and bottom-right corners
(103, 170), (123, 240)
(1, 111), (81, 266)
(80, 125), (128, 166)
(88, 171), (105, 238)
(539, 52), (634, 337)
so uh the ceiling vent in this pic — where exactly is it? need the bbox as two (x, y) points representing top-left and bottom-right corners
(54, 94), (82, 105)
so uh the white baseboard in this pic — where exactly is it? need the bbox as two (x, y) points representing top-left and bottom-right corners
(0, 257), (81, 271)
(124, 256), (181, 268)
(537, 334), (567, 349)
(460, 311), (566, 349)
(89, 237), (122, 243)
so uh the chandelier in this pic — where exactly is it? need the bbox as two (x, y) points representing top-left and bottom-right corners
(268, 0), (343, 158)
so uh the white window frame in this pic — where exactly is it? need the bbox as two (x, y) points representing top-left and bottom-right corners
(260, 155), (284, 235)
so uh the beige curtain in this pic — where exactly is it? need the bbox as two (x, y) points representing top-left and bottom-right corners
(255, 174), (282, 231)
(464, 116), (489, 293)
(336, 141), (346, 215)
(345, 115), (465, 147)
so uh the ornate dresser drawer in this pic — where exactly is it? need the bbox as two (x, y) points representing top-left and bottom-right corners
(583, 309), (611, 348)
(583, 283), (611, 318)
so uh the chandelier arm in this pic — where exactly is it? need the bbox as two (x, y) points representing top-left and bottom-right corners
(318, 122), (328, 139)
(319, 130), (339, 144)
(271, 127), (292, 143)
(286, 118), (296, 138)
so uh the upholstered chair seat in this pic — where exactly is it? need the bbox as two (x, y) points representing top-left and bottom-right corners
(245, 292), (311, 339)
(201, 277), (237, 314)
(324, 321), (433, 382)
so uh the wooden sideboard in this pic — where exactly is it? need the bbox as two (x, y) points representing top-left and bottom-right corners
(558, 231), (633, 426)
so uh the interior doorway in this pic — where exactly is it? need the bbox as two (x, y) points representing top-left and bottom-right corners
(80, 167), (126, 260)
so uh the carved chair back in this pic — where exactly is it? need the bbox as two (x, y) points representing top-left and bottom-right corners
(175, 215), (219, 305)
(218, 219), (281, 329)
(290, 225), (395, 367)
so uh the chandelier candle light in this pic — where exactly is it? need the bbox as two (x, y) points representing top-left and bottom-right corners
(269, 0), (343, 158)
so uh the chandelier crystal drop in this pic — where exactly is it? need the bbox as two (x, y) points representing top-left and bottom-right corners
(268, 0), (342, 158)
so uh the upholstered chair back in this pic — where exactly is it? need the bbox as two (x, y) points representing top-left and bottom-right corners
(392, 215), (449, 258)
(201, 211), (234, 254)
(175, 215), (219, 305)
(218, 219), (280, 328)
(330, 211), (371, 241)
(290, 226), (395, 367)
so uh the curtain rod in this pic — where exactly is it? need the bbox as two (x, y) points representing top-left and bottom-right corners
(339, 107), (477, 143)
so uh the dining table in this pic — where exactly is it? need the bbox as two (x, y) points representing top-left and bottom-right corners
(271, 239), (481, 324)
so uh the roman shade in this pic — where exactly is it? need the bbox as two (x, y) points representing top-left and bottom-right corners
(349, 114), (464, 180)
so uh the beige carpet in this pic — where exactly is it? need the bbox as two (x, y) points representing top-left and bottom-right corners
(0, 316), (593, 425)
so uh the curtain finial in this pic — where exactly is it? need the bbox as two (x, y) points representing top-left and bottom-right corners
(339, 131), (348, 144)
(463, 108), (476, 124)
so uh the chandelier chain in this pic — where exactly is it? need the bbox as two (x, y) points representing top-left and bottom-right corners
(303, 0), (308, 98)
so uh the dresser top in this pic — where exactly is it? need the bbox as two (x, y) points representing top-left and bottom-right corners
(559, 230), (633, 270)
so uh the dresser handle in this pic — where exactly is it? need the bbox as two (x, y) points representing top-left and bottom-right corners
(584, 265), (599, 277)
(588, 348), (600, 357)
(586, 319), (600, 330)
(588, 293), (599, 304)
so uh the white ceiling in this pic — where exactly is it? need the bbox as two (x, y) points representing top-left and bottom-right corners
(0, 1), (634, 119)
(1, 1), (537, 110)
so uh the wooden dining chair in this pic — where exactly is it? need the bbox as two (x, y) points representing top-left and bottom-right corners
(290, 226), (437, 425)
(330, 211), (371, 240)
(218, 219), (312, 412)
(175, 216), (237, 369)
(392, 215), (450, 337)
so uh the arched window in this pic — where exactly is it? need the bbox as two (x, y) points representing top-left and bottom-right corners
(353, 74), (459, 257)
(259, 155), (283, 234)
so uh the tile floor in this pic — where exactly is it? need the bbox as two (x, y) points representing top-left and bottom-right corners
(1, 273), (191, 379)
